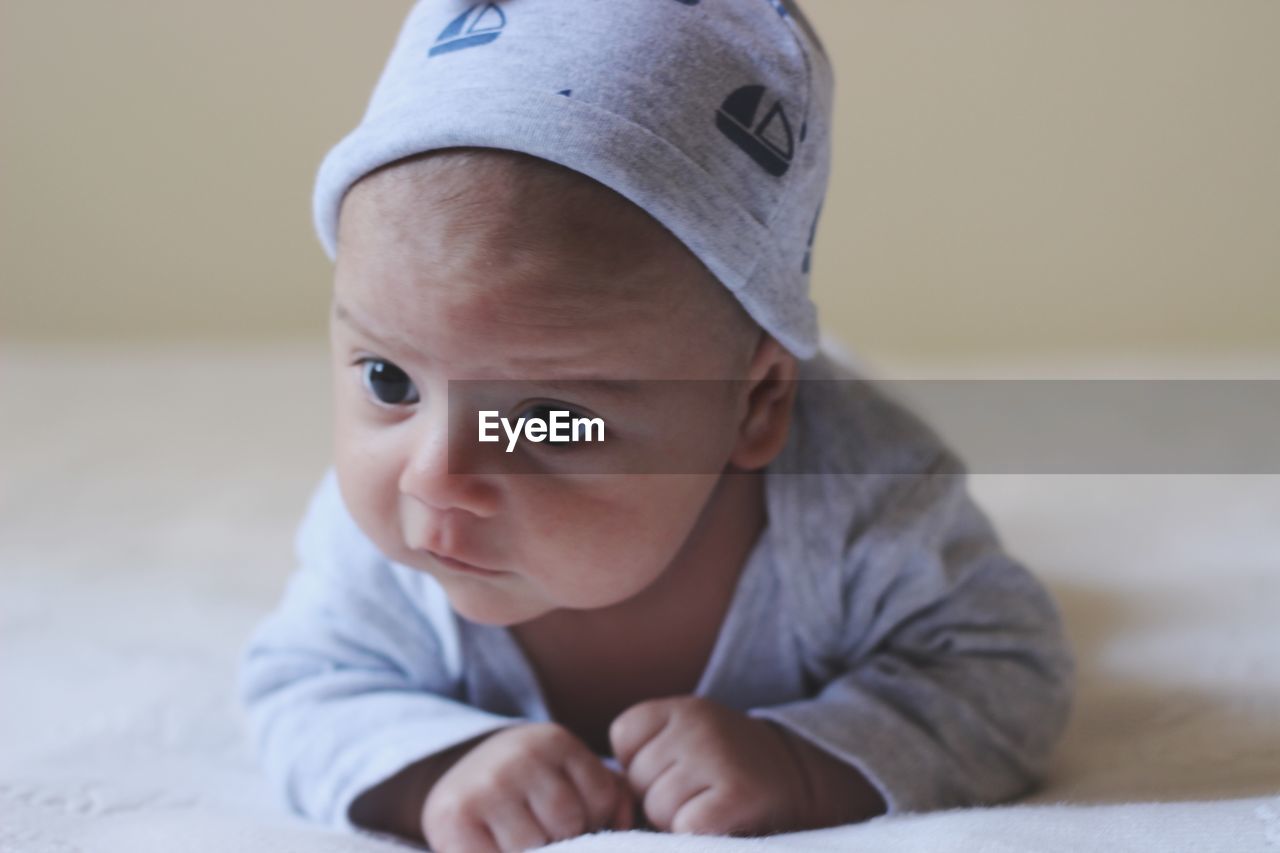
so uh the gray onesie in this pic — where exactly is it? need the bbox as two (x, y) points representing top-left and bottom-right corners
(236, 351), (1075, 832)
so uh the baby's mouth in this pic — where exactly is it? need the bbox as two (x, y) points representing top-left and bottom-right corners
(422, 548), (506, 577)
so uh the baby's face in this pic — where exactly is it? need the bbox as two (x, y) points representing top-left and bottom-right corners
(329, 151), (776, 626)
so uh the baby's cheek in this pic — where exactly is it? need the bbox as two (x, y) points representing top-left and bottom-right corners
(511, 488), (651, 601)
(333, 440), (403, 552)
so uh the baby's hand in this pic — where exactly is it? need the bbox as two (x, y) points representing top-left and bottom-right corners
(422, 722), (635, 852)
(608, 696), (810, 836)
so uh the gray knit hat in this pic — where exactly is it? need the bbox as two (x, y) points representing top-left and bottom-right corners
(312, 0), (834, 358)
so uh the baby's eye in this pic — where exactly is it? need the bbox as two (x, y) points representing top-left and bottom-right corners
(517, 403), (594, 445)
(359, 358), (420, 406)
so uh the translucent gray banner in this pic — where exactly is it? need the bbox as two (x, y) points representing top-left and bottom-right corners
(445, 379), (1280, 474)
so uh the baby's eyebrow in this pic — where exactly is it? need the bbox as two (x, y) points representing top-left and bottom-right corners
(530, 378), (641, 402)
(335, 301), (641, 399)
(332, 301), (426, 360)
(332, 298), (645, 399)
(331, 300), (370, 334)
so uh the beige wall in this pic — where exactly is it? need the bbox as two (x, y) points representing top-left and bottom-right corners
(3, 1), (1277, 359)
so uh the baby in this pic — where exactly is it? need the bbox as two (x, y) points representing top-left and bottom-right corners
(237, 2), (1074, 851)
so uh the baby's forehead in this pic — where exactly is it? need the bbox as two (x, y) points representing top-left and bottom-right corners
(345, 150), (647, 237)
(335, 150), (761, 369)
(342, 151), (707, 299)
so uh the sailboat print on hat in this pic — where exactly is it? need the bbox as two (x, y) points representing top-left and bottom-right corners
(715, 85), (795, 177)
(428, 3), (507, 58)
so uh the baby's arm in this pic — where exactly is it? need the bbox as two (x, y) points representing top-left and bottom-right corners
(765, 720), (887, 826)
(346, 733), (492, 841)
(747, 450), (1075, 817)
(235, 469), (523, 835)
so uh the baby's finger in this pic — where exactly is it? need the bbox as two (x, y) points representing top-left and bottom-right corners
(608, 781), (635, 832)
(608, 700), (674, 769)
(669, 784), (745, 837)
(426, 814), (499, 853)
(524, 766), (589, 841)
(641, 762), (710, 834)
(563, 753), (626, 832)
(485, 796), (549, 853)
(621, 732), (678, 801)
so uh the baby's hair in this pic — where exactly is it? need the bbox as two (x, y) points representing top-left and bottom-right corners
(337, 147), (763, 369)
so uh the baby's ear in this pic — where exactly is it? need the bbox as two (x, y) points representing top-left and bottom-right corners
(729, 335), (798, 471)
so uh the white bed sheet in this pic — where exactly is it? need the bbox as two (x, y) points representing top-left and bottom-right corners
(2, 342), (1277, 852)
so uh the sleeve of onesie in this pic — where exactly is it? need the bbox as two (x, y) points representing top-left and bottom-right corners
(235, 468), (525, 831)
(746, 450), (1075, 816)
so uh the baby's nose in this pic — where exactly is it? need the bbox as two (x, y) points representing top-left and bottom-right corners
(399, 416), (499, 516)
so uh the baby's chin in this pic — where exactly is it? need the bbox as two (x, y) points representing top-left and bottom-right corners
(440, 579), (555, 627)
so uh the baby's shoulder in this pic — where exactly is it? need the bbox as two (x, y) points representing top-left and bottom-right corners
(762, 351), (978, 661)
(295, 468), (385, 574)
